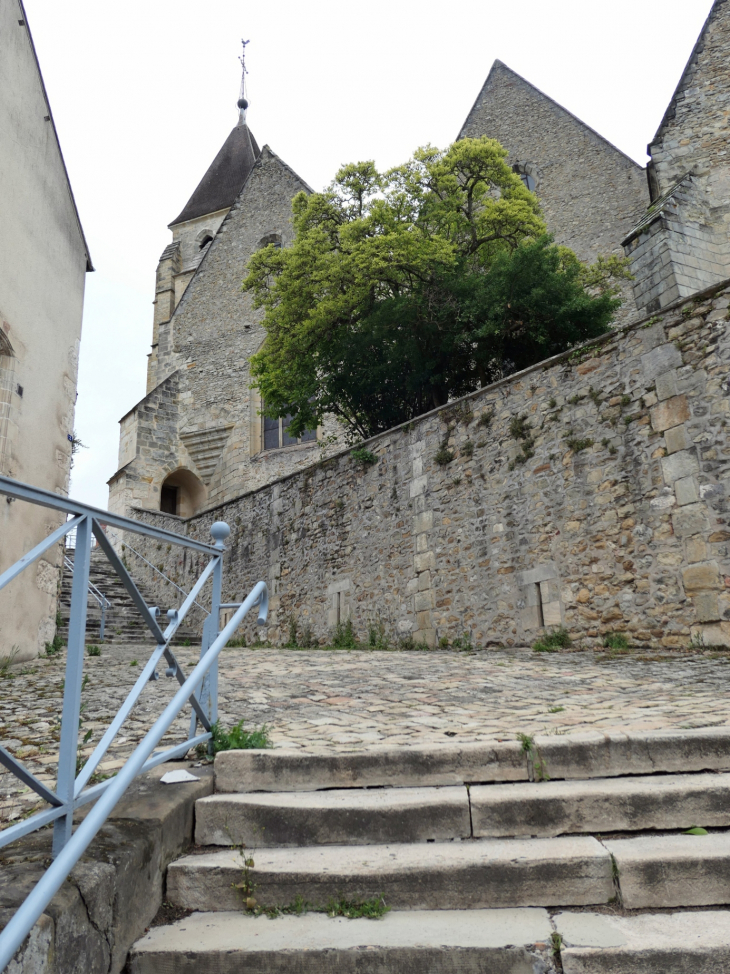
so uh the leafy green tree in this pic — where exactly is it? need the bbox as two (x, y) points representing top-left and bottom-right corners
(244, 138), (625, 441)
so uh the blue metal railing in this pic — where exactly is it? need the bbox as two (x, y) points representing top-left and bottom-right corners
(0, 474), (267, 971)
(63, 554), (111, 640)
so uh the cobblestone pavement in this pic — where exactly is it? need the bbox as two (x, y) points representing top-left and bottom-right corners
(2, 643), (730, 825)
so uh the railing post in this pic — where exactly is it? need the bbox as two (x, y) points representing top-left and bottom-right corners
(53, 515), (91, 856)
(208, 522), (229, 738)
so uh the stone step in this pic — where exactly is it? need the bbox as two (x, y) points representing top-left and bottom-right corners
(557, 909), (730, 973)
(195, 785), (471, 847)
(128, 907), (730, 974)
(169, 833), (730, 914)
(196, 772), (730, 847)
(168, 836), (614, 912)
(128, 908), (556, 974)
(605, 832), (730, 909)
(213, 728), (730, 793)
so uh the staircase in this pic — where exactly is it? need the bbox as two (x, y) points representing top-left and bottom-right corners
(59, 548), (201, 646)
(128, 729), (730, 972)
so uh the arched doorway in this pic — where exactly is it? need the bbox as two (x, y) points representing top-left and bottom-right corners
(159, 468), (206, 517)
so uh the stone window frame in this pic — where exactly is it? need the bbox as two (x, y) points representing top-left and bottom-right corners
(512, 161), (539, 194)
(194, 228), (215, 252)
(249, 379), (320, 457)
(519, 563), (563, 631)
(261, 410), (317, 452)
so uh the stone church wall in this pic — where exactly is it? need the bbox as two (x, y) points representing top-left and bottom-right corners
(459, 61), (649, 322)
(126, 279), (730, 652)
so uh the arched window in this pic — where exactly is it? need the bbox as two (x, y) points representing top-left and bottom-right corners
(513, 163), (537, 193)
(258, 233), (282, 250)
(199, 235), (214, 250)
(159, 468), (207, 517)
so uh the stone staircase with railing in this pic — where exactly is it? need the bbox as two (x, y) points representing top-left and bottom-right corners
(59, 548), (201, 646)
(128, 729), (730, 973)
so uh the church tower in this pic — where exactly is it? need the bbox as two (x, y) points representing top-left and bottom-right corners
(147, 42), (260, 392)
(109, 45), (326, 521)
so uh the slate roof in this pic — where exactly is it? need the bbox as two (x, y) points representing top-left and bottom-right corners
(169, 122), (261, 227)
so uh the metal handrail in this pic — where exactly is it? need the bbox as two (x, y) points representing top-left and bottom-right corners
(108, 531), (208, 617)
(0, 474), (265, 972)
(64, 554), (111, 641)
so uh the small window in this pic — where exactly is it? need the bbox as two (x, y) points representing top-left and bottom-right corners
(513, 164), (536, 193)
(199, 235), (214, 250)
(258, 233), (282, 250)
(263, 410), (316, 451)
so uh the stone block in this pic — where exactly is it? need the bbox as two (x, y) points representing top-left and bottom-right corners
(664, 424), (690, 454)
(195, 786), (472, 848)
(540, 578), (560, 603)
(672, 503), (710, 539)
(129, 909), (555, 974)
(414, 551), (436, 573)
(542, 600), (562, 626)
(519, 563), (558, 586)
(661, 449), (699, 485)
(682, 561), (721, 595)
(675, 476), (699, 506)
(651, 394), (689, 432)
(470, 773), (730, 839)
(655, 370), (679, 401)
(412, 511), (433, 533)
(521, 606), (542, 630)
(641, 343), (683, 384)
(409, 475), (428, 498)
(414, 590), (434, 612)
(605, 833), (730, 909)
(167, 836), (613, 912)
(694, 592), (720, 622)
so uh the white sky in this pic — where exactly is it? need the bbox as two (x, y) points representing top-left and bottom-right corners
(23, 0), (714, 509)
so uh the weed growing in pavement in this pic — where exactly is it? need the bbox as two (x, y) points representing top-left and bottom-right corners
(250, 894), (390, 920)
(86, 645), (101, 657)
(208, 720), (272, 755)
(548, 706), (565, 713)
(518, 732), (550, 782)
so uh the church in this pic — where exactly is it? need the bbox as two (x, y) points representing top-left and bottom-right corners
(109, 0), (730, 522)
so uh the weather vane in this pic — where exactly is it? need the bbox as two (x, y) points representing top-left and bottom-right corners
(237, 39), (250, 116)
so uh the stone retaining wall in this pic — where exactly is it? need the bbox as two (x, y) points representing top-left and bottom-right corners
(3, 763), (212, 974)
(127, 280), (730, 651)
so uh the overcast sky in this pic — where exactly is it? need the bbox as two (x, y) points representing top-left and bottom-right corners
(23, 0), (714, 509)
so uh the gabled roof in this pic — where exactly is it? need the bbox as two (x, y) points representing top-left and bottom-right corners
(19, 1), (93, 271)
(459, 59), (644, 171)
(650, 0), (727, 146)
(169, 121), (261, 227)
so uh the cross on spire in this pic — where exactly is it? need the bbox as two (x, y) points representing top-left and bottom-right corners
(237, 39), (250, 124)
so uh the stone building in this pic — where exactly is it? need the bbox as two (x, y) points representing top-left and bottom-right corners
(110, 5), (728, 535)
(108, 82), (337, 521)
(458, 60), (650, 318)
(624, 0), (730, 311)
(0, 0), (92, 660)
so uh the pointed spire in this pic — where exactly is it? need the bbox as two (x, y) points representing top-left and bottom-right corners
(237, 38), (250, 125)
